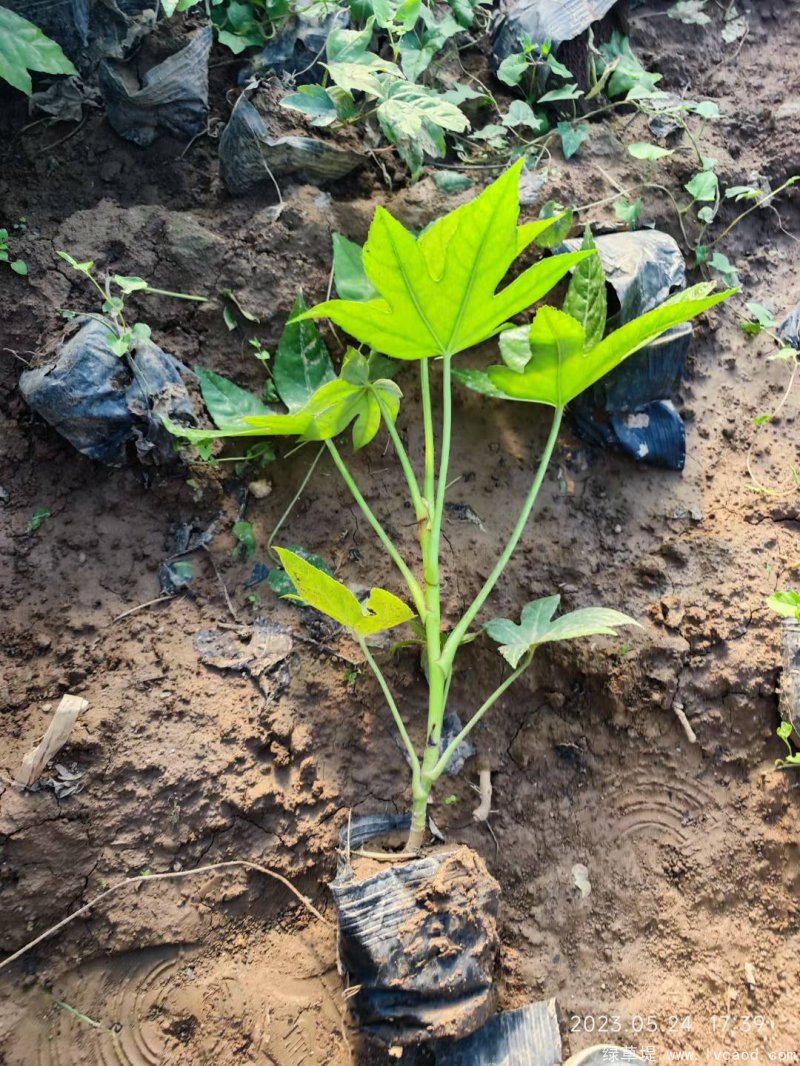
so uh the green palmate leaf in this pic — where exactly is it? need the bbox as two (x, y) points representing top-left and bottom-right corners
(247, 349), (401, 449)
(539, 83), (583, 103)
(767, 591), (800, 619)
(488, 283), (736, 408)
(274, 291), (336, 411)
(502, 100), (548, 133)
(326, 18), (374, 62)
(562, 225), (607, 350)
(275, 548), (414, 635)
(0, 6), (78, 94)
(268, 545), (333, 602)
(614, 197), (642, 228)
(196, 369), (275, 429)
(296, 161), (592, 360)
(485, 595), (639, 668)
(333, 233), (379, 301)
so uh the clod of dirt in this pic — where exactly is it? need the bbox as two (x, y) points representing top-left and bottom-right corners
(194, 620), (293, 678)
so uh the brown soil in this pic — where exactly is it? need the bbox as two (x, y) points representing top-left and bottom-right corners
(1, 2), (800, 1063)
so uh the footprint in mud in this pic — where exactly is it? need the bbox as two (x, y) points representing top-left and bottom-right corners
(8, 932), (344, 1066)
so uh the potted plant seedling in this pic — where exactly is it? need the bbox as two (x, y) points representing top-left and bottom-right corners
(165, 160), (734, 1042)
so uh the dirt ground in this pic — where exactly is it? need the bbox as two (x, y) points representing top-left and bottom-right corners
(1, 1), (799, 1063)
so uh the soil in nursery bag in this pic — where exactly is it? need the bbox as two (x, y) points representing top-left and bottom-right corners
(331, 815), (501, 1045)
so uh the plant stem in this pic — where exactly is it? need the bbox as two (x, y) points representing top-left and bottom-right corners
(420, 359), (436, 514)
(357, 636), (421, 781)
(325, 439), (426, 619)
(441, 406), (564, 672)
(376, 393), (427, 522)
(143, 286), (208, 302)
(267, 444), (325, 559)
(432, 651), (533, 778)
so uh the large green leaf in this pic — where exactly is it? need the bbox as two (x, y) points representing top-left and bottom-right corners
(275, 548), (414, 635)
(295, 160), (592, 360)
(485, 595), (639, 668)
(0, 6), (77, 94)
(488, 283), (736, 408)
(562, 225), (607, 350)
(196, 368), (275, 429)
(274, 291), (336, 411)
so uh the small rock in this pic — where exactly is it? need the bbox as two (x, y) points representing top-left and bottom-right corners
(775, 100), (800, 122)
(248, 479), (272, 499)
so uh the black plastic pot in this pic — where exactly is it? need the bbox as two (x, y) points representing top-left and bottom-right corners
(330, 814), (501, 1045)
(561, 230), (691, 470)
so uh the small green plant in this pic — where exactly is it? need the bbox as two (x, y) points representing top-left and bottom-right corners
(165, 163), (733, 851)
(0, 7), (77, 94)
(775, 721), (800, 770)
(25, 507), (51, 533)
(57, 251), (207, 357)
(281, 15), (472, 177)
(232, 520), (257, 559)
(0, 225), (27, 276)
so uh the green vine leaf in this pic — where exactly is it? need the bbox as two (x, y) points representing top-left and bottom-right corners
(0, 6), (77, 94)
(275, 548), (415, 635)
(196, 368), (275, 429)
(767, 591), (800, 619)
(562, 225), (607, 350)
(485, 596), (640, 668)
(295, 161), (592, 360)
(274, 290), (336, 411)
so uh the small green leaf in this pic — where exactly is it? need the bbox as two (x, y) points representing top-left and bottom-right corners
(685, 170), (719, 202)
(614, 197), (642, 228)
(25, 506), (51, 533)
(562, 225), (606, 350)
(628, 142), (673, 161)
(502, 100), (547, 134)
(485, 595), (639, 668)
(538, 83), (583, 103)
(667, 0), (711, 25)
(709, 251), (738, 286)
(534, 200), (574, 248)
(744, 301), (777, 330)
(10, 259), (27, 275)
(452, 367), (510, 399)
(232, 520), (257, 559)
(113, 275), (149, 294)
(57, 250), (94, 273)
(767, 591), (800, 619)
(281, 84), (339, 127)
(196, 368), (275, 429)
(275, 291), (336, 411)
(431, 171), (475, 194)
(332, 233), (379, 301)
(777, 721), (793, 741)
(725, 184), (761, 202)
(275, 547), (414, 635)
(556, 120), (589, 159)
(223, 305), (237, 331)
(496, 52), (528, 87)
(268, 545), (333, 602)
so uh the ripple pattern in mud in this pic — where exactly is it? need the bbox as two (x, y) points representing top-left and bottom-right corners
(17, 936), (341, 1066)
(605, 769), (721, 850)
